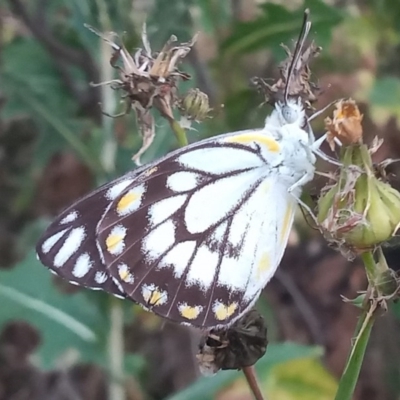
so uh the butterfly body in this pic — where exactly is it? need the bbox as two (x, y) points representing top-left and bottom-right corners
(36, 102), (316, 328)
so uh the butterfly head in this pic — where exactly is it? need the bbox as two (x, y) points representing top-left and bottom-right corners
(276, 97), (306, 127)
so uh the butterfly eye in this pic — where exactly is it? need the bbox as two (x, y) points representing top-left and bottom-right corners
(281, 105), (299, 124)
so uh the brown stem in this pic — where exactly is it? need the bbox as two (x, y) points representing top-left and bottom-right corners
(242, 366), (265, 400)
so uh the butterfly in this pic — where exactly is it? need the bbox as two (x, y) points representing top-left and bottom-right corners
(36, 10), (325, 329)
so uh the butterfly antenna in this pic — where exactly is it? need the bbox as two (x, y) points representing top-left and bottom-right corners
(284, 9), (312, 105)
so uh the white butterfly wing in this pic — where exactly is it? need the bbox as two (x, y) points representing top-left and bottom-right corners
(96, 134), (295, 328)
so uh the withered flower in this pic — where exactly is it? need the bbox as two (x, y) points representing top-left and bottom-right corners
(317, 100), (400, 254)
(325, 99), (363, 151)
(252, 39), (321, 108)
(197, 310), (267, 376)
(87, 24), (199, 164)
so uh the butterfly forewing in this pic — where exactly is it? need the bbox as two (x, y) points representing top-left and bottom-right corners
(96, 136), (295, 327)
(36, 171), (145, 296)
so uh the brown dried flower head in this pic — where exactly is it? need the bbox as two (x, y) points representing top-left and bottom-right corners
(325, 99), (363, 151)
(196, 310), (267, 375)
(86, 24), (198, 164)
(252, 40), (321, 109)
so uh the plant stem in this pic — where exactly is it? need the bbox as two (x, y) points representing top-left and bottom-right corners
(334, 251), (378, 400)
(108, 298), (125, 400)
(170, 119), (188, 147)
(361, 251), (377, 285)
(334, 305), (375, 400)
(94, 2), (125, 398)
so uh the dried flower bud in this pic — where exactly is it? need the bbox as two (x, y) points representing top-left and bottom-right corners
(180, 89), (210, 122)
(325, 99), (363, 151)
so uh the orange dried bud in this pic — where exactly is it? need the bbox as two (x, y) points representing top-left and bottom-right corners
(325, 99), (363, 151)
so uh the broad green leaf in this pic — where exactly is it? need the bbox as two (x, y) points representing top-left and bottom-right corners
(0, 250), (108, 368)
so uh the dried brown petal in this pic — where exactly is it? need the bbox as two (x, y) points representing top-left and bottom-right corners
(132, 109), (155, 166)
(252, 41), (321, 108)
(325, 99), (363, 151)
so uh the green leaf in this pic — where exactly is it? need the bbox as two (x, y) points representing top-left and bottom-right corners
(0, 250), (108, 368)
(1, 39), (76, 119)
(221, 0), (342, 58)
(266, 357), (337, 400)
(167, 343), (323, 400)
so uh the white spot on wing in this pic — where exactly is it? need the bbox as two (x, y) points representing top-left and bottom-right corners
(95, 271), (108, 284)
(41, 229), (68, 254)
(112, 277), (125, 293)
(177, 146), (263, 174)
(60, 211), (79, 224)
(184, 168), (262, 234)
(186, 245), (219, 290)
(148, 195), (187, 226)
(72, 252), (92, 278)
(158, 241), (197, 278)
(54, 227), (86, 267)
(142, 220), (176, 261)
(106, 179), (134, 200)
(167, 171), (201, 192)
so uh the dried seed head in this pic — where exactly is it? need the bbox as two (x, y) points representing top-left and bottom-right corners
(252, 40), (321, 109)
(196, 310), (267, 375)
(325, 99), (363, 151)
(87, 23), (198, 164)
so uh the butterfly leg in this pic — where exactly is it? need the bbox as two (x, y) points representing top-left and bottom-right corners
(310, 133), (344, 167)
(287, 172), (319, 224)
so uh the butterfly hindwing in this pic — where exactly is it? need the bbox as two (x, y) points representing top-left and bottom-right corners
(36, 169), (146, 296)
(97, 136), (295, 327)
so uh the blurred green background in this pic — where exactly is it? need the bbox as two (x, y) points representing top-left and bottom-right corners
(1, 0), (400, 399)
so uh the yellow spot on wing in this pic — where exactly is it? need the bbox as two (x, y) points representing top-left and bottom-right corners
(257, 253), (271, 278)
(214, 302), (238, 321)
(143, 290), (164, 306)
(106, 233), (124, 253)
(118, 268), (133, 283)
(280, 205), (294, 244)
(179, 305), (202, 320)
(117, 191), (141, 213)
(225, 133), (280, 153)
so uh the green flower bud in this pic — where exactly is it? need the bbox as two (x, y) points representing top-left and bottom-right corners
(318, 143), (400, 252)
(180, 89), (210, 121)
